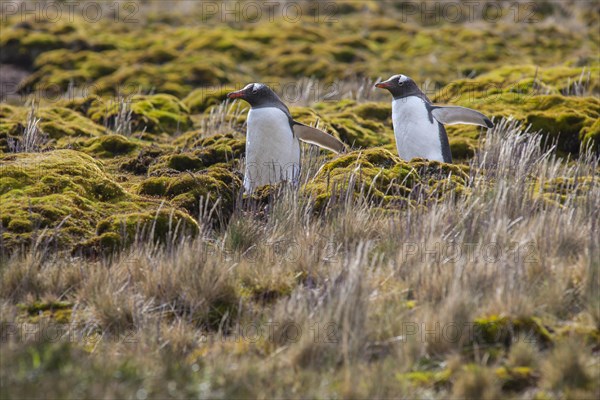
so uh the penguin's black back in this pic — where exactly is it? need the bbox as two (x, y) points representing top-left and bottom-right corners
(438, 124), (452, 163)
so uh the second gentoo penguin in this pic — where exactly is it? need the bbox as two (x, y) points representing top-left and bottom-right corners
(227, 83), (346, 192)
(375, 74), (494, 163)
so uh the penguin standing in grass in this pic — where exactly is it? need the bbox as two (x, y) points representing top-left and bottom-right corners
(375, 74), (494, 163)
(227, 83), (346, 193)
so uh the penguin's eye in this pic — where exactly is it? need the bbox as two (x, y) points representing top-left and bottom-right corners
(398, 80), (404, 86)
(252, 87), (259, 94)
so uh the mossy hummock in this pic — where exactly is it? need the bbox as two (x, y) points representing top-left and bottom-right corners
(87, 94), (193, 136)
(0, 104), (106, 152)
(139, 166), (243, 220)
(0, 150), (198, 255)
(303, 147), (469, 212)
(434, 66), (600, 155)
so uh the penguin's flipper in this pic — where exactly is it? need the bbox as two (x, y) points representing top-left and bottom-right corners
(431, 106), (494, 128)
(293, 122), (346, 154)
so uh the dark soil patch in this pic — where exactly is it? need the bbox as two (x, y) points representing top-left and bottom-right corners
(0, 64), (30, 101)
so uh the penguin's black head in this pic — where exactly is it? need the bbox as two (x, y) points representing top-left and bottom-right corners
(375, 74), (423, 100)
(227, 83), (283, 108)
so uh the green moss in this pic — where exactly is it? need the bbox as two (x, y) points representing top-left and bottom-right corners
(7, 218), (33, 233)
(83, 135), (138, 158)
(330, 117), (388, 148)
(0, 150), (197, 255)
(138, 177), (169, 196)
(260, 52), (341, 80)
(244, 183), (285, 204)
(0, 150), (125, 200)
(167, 154), (205, 172)
(189, 133), (246, 166)
(119, 148), (164, 175)
(0, 177), (23, 195)
(19, 50), (119, 93)
(39, 107), (105, 139)
(495, 366), (538, 392)
(240, 278), (294, 304)
(303, 148), (469, 212)
(18, 301), (74, 324)
(52, 309), (73, 324)
(0, 28), (66, 67)
(294, 101), (393, 149)
(581, 118), (600, 152)
(435, 66), (600, 155)
(21, 300), (73, 314)
(139, 166), (242, 219)
(449, 138), (476, 160)
(98, 231), (122, 250)
(183, 87), (236, 113)
(471, 315), (553, 350)
(89, 58), (232, 98)
(137, 46), (178, 64)
(87, 94), (192, 135)
(436, 65), (599, 100)
(526, 112), (586, 154)
(2, 6), (596, 99)
(150, 134), (245, 174)
(90, 64), (174, 96)
(351, 102), (392, 121)
(95, 209), (198, 246)
(0, 104), (105, 151)
(539, 176), (598, 205)
(398, 369), (452, 388)
(58, 95), (103, 116)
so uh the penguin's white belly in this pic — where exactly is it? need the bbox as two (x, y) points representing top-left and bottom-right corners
(392, 97), (443, 162)
(245, 107), (300, 192)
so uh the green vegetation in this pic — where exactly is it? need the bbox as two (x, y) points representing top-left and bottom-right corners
(0, 150), (197, 253)
(183, 87), (236, 113)
(138, 166), (242, 219)
(303, 148), (469, 211)
(87, 94), (193, 135)
(0, 104), (105, 151)
(1, 1), (598, 399)
(294, 101), (394, 148)
(83, 134), (138, 157)
(152, 133), (245, 172)
(471, 315), (553, 349)
(434, 70), (600, 155)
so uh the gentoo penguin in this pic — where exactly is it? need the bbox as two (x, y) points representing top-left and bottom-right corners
(227, 83), (346, 192)
(375, 74), (493, 163)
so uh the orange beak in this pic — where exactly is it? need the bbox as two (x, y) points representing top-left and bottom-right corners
(375, 81), (391, 89)
(227, 89), (245, 99)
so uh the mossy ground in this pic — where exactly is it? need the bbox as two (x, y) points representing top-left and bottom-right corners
(1, 2), (598, 399)
(86, 94), (193, 135)
(303, 148), (469, 212)
(0, 150), (197, 254)
(433, 69), (600, 155)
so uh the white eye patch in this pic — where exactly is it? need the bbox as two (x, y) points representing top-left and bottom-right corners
(249, 83), (265, 93)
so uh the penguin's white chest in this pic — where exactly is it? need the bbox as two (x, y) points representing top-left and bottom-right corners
(245, 107), (300, 192)
(392, 97), (444, 162)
